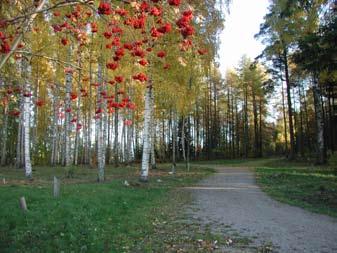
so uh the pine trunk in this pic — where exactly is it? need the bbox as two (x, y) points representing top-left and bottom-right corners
(243, 85), (249, 158)
(281, 84), (288, 154)
(252, 87), (259, 157)
(283, 49), (296, 159)
(312, 78), (326, 164)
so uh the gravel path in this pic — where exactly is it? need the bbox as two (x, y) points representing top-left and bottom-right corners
(185, 166), (337, 253)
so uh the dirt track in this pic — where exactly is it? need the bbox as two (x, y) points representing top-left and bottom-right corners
(185, 166), (337, 252)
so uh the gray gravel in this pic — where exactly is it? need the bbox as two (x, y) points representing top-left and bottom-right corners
(185, 166), (337, 253)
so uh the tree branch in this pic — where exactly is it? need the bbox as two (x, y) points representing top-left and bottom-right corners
(0, 0), (48, 71)
(17, 50), (81, 70)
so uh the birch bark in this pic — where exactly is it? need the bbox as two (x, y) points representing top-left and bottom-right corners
(22, 57), (32, 178)
(87, 35), (93, 165)
(74, 53), (82, 165)
(50, 87), (58, 165)
(171, 110), (177, 174)
(16, 93), (24, 168)
(1, 106), (8, 166)
(114, 84), (119, 167)
(63, 57), (73, 167)
(102, 80), (108, 167)
(140, 82), (152, 182)
(150, 90), (156, 169)
(181, 116), (186, 161)
(96, 61), (105, 182)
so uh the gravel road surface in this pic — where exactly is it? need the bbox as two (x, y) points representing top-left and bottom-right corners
(185, 166), (337, 253)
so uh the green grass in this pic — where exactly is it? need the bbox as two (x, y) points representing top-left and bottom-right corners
(256, 166), (337, 217)
(0, 164), (216, 253)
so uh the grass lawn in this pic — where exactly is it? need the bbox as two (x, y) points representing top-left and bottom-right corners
(256, 166), (337, 218)
(0, 164), (217, 253)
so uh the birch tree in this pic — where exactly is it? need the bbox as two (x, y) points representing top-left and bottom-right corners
(22, 57), (32, 178)
(96, 60), (105, 182)
(63, 49), (73, 167)
(140, 82), (152, 182)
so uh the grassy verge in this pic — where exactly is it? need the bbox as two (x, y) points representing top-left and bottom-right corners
(256, 166), (337, 218)
(0, 164), (264, 252)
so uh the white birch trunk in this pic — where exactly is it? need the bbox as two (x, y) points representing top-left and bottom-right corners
(106, 113), (111, 164)
(96, 61), (105, 182)
(22, 58), (32, 178)
(121, 123), (125, 162)
(16, 95), (24, 168)
(74, 53), (83, 165)
(24, 91), (32, 178)
(102, 102), (107, 166)
(0, 79), (7, 166)
(21, 122), (25, 166)
(1, 104), (8, 166)
(114, 84), (119, 166)
(171, 110), (177, 174)
(186, 116), (191, 172)
(181, 116), (186, 161)
(50, 86), (58, 166)
(74, 94), (80, 165)
(127, 98), (135, 163)
(140, 83), (152, 182)
(74, 59), (82, 165)
(64, 64), (73, 167)
(150, 90), (156, 169)
(126, 120), (133, 163)
(102, 79), (107, 167)
(87, 42), (93, 165)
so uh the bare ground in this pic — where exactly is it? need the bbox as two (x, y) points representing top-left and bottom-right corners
(184, 166), (337, 253)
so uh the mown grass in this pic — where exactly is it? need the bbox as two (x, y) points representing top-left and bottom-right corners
(0, 164), (216, 253)
(255, 156), (337, 218)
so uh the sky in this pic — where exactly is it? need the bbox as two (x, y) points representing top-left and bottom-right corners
(218, 0), (270, 75)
